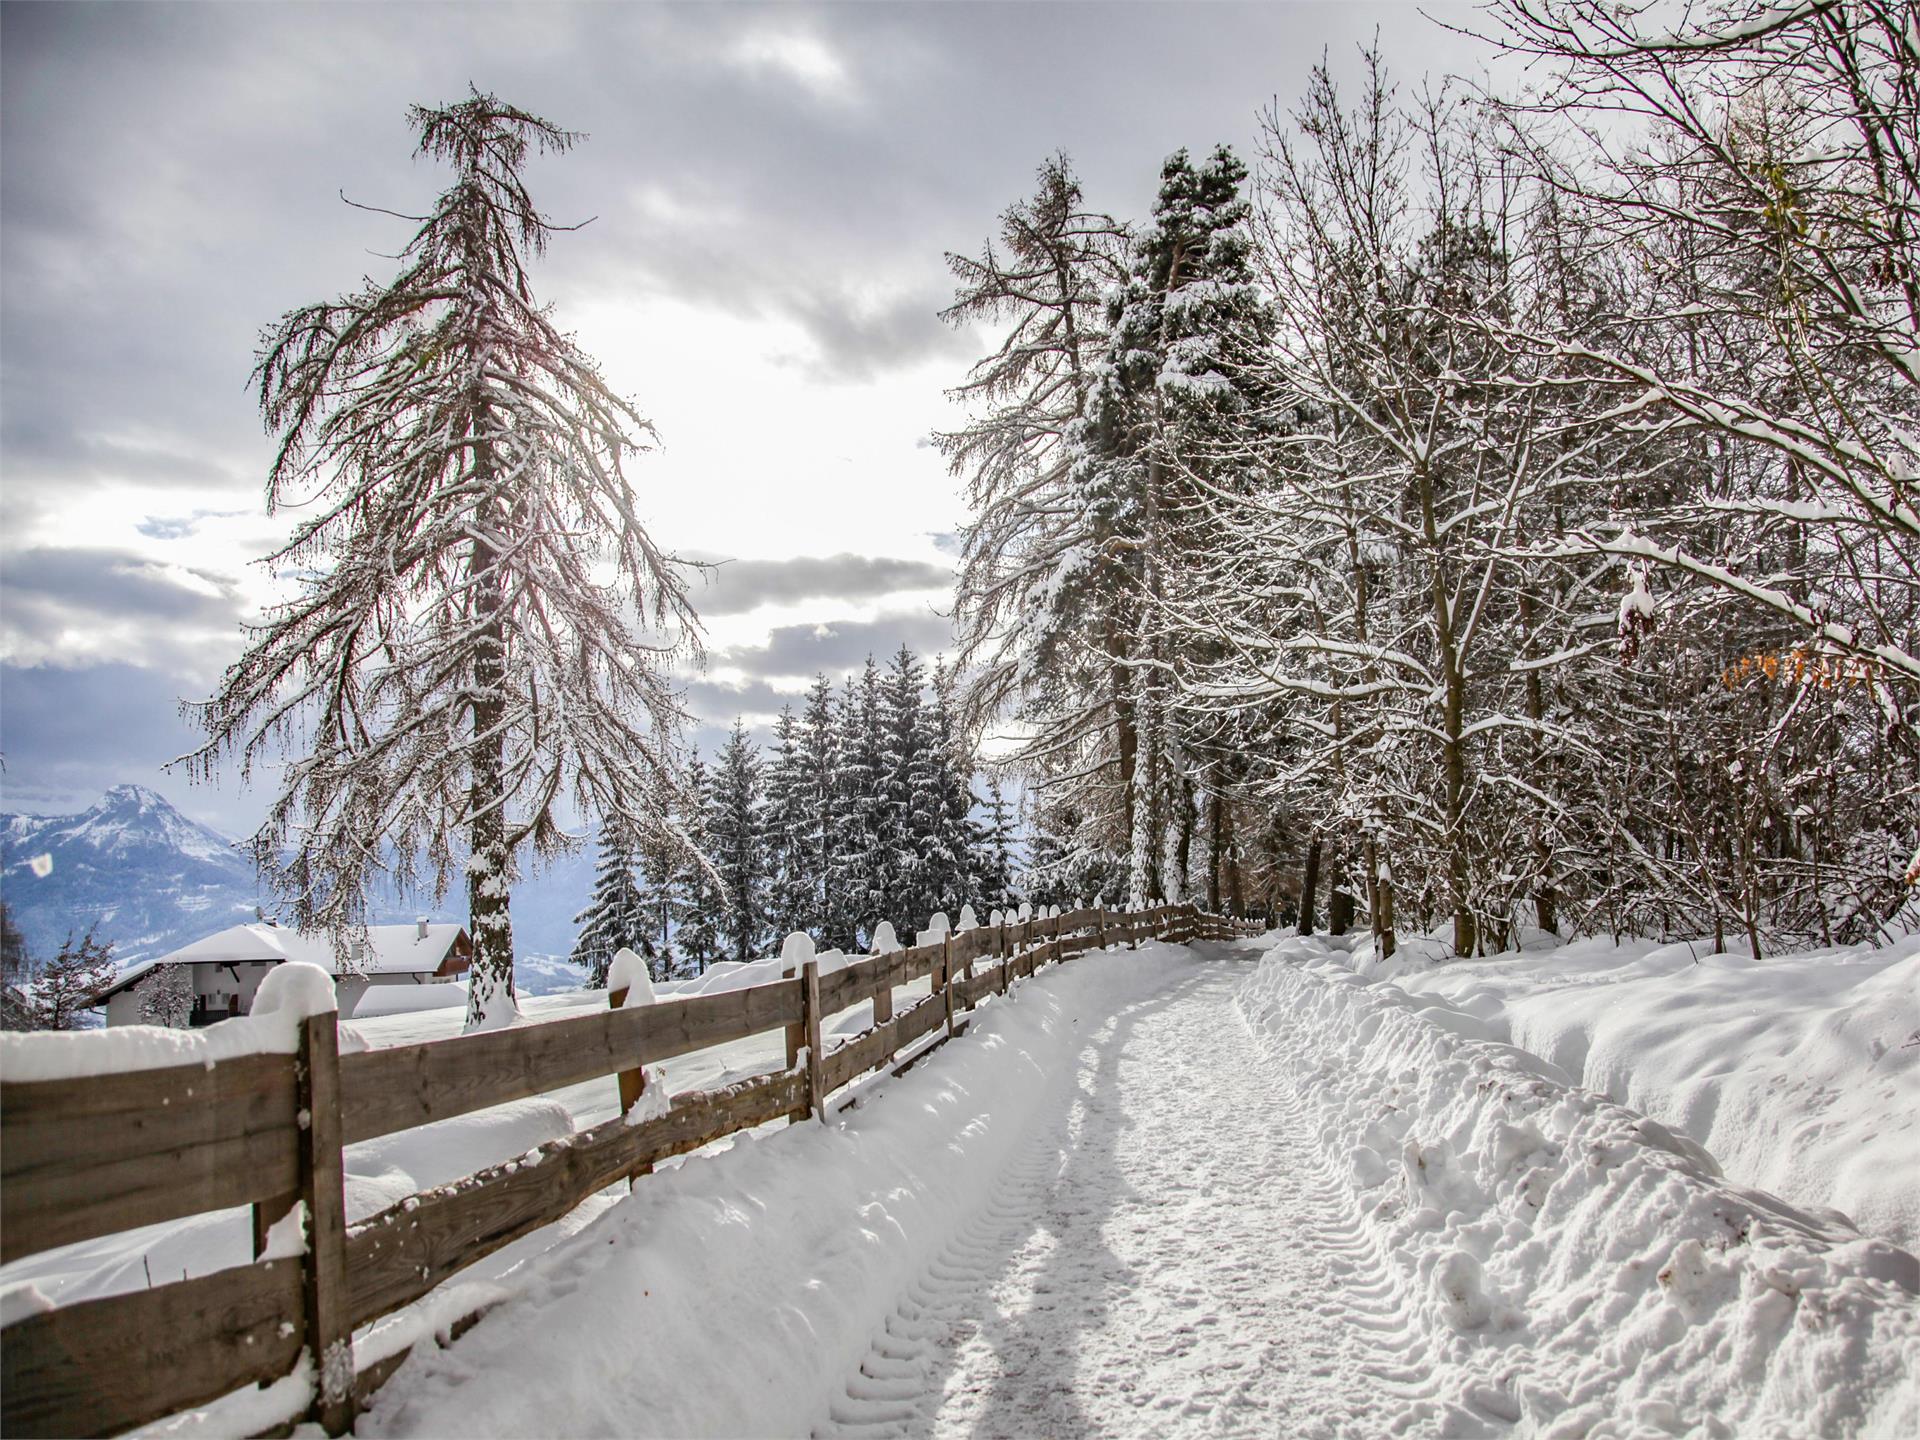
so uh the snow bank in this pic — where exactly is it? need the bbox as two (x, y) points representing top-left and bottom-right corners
(0, 961), (335, 1081)
(1239, 936), (1920, 1437)
(1346, 931), (1920, 1251)
(358, 946), (1188, 1439)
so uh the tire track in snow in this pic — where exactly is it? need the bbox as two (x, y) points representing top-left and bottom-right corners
(818, 955), (1426, 1438)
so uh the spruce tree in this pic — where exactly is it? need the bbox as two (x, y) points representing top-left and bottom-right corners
(763, 706), (816, 939)
(674, 751), (725, 973)
(799, 675), (839, 941)
(878, 646), (930, 930)
(633, 828), (683, 982)
(709, 720), (768, 963)
(571, 819), (651, 987)
(978, 778), (1019, 913)
(828, 662), (889, 946)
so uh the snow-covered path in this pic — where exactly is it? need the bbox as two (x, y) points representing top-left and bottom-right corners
(350, 936), (1918, 1440)
(820, 963), (1404, 1438)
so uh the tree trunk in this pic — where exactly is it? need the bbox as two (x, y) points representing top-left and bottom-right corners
(464, 529), (518, 1031)
(1327, 847), (1354, 936)
(1298, 835), (1322, 935)
(1127, 667), (1157, 909)
(1205, 791), (1223, 912)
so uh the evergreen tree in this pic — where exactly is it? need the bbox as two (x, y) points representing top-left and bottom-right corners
(709, 720), (768, 963)
(878, 646), (931, 930)
(977, 778), (1019, 913)
(571, 819), (651, 987)
(798, 675), (839, 941)
(633, 828), (683, 982)
(763, 706), (816, 939)
(828, 662), (889, 946)
(674, 751), (725, 973)
(187, 92), (698, 1032)
(922, 659), (978, 917)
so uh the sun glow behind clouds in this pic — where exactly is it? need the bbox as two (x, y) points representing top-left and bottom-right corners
(727, 27), (857, 104)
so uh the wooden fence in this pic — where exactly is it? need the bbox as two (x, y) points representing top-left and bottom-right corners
(0, 903), (1256, 1436)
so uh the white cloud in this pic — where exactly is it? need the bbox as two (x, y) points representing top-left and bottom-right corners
(726, 27), (856, 104)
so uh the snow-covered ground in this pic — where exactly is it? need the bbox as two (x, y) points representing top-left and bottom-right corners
(347, 936), (1919, 1436)
(1340, 930), (1920, 1253)
(17, 932), (1918, 1437)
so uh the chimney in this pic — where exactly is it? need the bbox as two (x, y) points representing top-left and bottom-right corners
(417, 916), (430, 941)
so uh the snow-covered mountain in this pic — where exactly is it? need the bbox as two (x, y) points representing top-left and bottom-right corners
(0, 785), (594, 992)
(1, 785), (261, 966)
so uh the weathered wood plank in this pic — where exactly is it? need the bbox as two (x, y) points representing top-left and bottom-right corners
(338, 979), (802, 1143)
(345, 1070), (805, 1329)
(802, 960), (826, 1123)
(0, 1258), (304, 1438)
(1, 1052), (299, 1265)
(298, 1013), (355, 1433)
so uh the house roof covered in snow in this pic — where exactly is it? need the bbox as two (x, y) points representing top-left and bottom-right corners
(92, 921), (471, 1003)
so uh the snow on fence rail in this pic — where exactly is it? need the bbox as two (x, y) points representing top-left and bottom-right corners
(0, 901), (1255, 1436)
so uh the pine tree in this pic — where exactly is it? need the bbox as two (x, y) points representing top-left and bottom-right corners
(186, 91), (698, 1032)
(763, 706), (816, 939)
(798, 675), (839, 942)
(709, 720), (768, 963)
(828, 662), (889, 946)
(977, 778), (1019, 913)
(922, 659), (978, 917)
(571, 819), (652, 987)
(878, 646), (931, 931)
(633, 828), (683, 982)
(674, 751), (725, 973)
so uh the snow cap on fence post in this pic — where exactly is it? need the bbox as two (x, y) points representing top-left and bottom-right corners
(958, 903), (979, 932)
(607, 948), (656, 1006)
(1018, 902), (1032, 922)
(780, 932), (816, 975)
(919, 912), (950, 947)
(869, 921), (900, 955)
(989, 908), (1005, 928)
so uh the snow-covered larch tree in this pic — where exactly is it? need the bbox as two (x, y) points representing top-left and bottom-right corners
(185, 91), (698, 1029)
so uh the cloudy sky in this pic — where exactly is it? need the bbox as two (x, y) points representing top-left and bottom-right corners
(0, 1), (1489, 836)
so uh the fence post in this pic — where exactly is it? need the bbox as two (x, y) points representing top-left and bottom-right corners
(943, 933), (957, 1036)
(784, 963), (805, 1127)
(873, 956), (893, 1027)
(296, 1011), (354, 1435)
(801, 959), (826, 1123)
(609, 982), (654, 1180)
(1097, 906), (1108, 951)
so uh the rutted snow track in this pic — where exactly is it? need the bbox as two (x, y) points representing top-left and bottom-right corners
(820, 961), (1411, 1439)
(353, 935), (1917, 1440)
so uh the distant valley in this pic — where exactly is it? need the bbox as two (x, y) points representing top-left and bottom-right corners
(0, 785), (595, 996)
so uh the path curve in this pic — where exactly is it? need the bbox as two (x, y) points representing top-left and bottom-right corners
(817, 957), (1421, 1439)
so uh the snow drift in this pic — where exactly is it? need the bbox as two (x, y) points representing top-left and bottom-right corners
(1238, 935), (1920, 1438)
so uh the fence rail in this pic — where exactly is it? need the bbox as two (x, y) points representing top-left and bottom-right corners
(0, 902), (1257, 1437)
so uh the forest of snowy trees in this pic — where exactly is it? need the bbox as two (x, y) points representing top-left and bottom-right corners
(570, 646), (1021, 984)
(192, 3), (1919, 1030)
(941, 2), (1920, 960)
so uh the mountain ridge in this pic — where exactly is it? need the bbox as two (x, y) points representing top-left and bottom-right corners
(0, 785), (592, 994)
